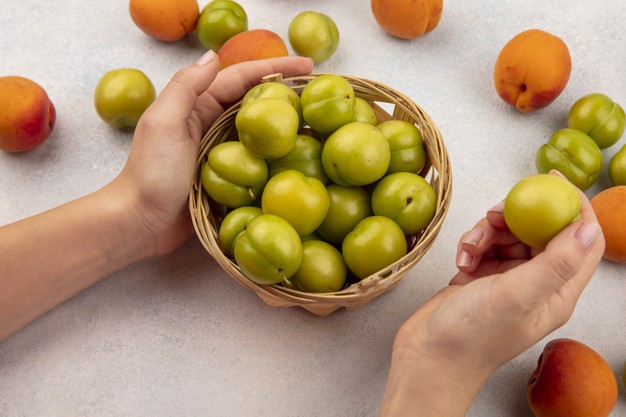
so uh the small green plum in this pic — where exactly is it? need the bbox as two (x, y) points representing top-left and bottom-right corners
(567, 93), (625, 149)
(342, 216), (408, 280)
(504, 174), (582, 249)
(288, 11), (339, 64)
(301, 74), (355, 134)
(233, 214), (302, 285)
(321, 122), (390, 186)
(200, 141), (268, 208)
(289, 240), (347, 293)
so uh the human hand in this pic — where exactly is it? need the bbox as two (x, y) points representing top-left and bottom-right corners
(378, 172), (605, 417)
(111, 52), (314, 258)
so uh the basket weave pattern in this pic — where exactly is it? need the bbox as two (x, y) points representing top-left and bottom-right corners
(190, 73), (452, 316)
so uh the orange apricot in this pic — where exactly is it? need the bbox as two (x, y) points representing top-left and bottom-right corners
(217, 29), (289, 70)
(0, 76), (56, 153)
(527, 338), (618, 417)
(129, 0), (199, 42)
(590, 185), (626, 263)
(494, 29), (571, 112)
(370, 0), (443, 40)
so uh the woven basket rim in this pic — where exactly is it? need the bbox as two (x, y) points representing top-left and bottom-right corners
(189, 72), (453, 316)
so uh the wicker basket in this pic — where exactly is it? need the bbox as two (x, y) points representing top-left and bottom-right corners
(189, 73), (452, 316)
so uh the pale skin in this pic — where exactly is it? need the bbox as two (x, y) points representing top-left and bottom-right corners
(378, 179), (604, 416)
(0, 52), (605, 415)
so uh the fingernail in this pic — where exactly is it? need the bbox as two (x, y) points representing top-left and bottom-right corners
(463, 228), (484, 246)
(549, 169), (567, 179)
(575, 222), (602, 250)
(488, 201), (505, 213)
(457, 250), (472, 268)
(196, 50), (216, 66)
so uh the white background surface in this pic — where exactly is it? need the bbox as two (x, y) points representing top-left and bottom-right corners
(1, 0), (625, 416)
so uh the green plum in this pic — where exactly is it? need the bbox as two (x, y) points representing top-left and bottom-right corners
(288, 11), (339, 64)
(200, 141), (268, 208)
(218, 206), (263, 257)
(353, 97), (378, 125)
(289, 240), (347, 293)
(371, 172), (436, 235)
(567, 93), (625, 149)
(261, 170), (330, 237)
(316, 184), (372, 244)
(241, 81), (302, 125)
(377, 120), (426, 174)
(301, 74), (355, 134)
(609, 144), (626, 186)
(234, 214), (302, 285)
(535, 128), (603, 190)
(321, 122), (390, 186)
(196, 0), (248, 51)
(266, 134), (329, 184)
(503, 174), (582, 250)
(94, 68), (155, 128)
(236, 98), (299, 158)
(342, 216), (407, 280)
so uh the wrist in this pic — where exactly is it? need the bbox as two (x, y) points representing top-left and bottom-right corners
(97, 178), (157, 262)
(378, 324), (494, 417)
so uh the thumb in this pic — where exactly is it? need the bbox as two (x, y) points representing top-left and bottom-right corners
(146, 50), (220, 127)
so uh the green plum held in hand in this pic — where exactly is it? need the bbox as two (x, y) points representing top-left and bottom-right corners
(504, 174), (581, 250)
(535, 128), (603, 190)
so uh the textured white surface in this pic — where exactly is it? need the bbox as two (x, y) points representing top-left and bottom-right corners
(1, 0), (625, 416)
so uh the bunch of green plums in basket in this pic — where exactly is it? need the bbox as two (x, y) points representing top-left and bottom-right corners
(200, 74), (436, 293)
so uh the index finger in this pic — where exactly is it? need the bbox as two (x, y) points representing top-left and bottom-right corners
(208, 56), (314, 107)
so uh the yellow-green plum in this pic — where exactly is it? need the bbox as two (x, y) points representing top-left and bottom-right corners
(266, 134), (329, 184)
(342, 216), (407, 280)
(289, 240), (347, 293)
(317, 184), (373, 244)
(236, 98), (299, 158)
(288, 11), (339, 64)
(261, 170), (329, 237)
(200, 141), (268, 208)
(377, 120), (426, 174)
(218, 206), (263, 257)
(234, 214), (302, 285)
(321, 122), (390, 186)
(301, 74), (355, 134)
(371, 172), (436, 235)
(504, 174), (581, 249)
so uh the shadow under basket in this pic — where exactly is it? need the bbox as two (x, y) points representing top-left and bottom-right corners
(189, 73), (453, 317)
